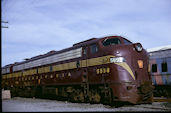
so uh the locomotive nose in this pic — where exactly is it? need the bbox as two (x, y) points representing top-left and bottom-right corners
(113, 43), (149, 81)
(131, 44), (152, 83)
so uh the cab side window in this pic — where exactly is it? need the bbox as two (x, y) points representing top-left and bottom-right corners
(90, 44), (98, 53)
(123, 39), (132, 44)
(103, 38), (121, 46)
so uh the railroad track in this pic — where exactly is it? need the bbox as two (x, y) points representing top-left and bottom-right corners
(120, 97), (171, 111)
(135, 105), (171, 111)
(153, 97), (171, 102)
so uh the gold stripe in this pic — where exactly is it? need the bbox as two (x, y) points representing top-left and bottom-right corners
(2, 55), (135, 80)
(115, 62), (135, 80)
(81, 60), (87, 67)
(2, 75), (6, 79)
(63, 63), (69, 70)
(53, 64), (63, 71)
(13, 72), (22, 77)
(38, 66), (50, 74)
(22, 69), (37, 76)
(23, 70), (29, 76)
(68, 62), (76, 69)
(52, 55), (112, 71)
(30, 69), (37, 75)
(87, 55), (112, 67)
(6, 74), (12, 78)
(44, 66), (50, 73)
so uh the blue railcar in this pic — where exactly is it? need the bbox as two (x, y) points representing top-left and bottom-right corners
(147, 45), (171, 97)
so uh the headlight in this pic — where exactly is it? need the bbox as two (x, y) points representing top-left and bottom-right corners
(110, 57), (126, 63)
(134, 43), (143, 52)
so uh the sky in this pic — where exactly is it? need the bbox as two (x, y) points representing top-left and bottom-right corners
(2, 0), (171, 67)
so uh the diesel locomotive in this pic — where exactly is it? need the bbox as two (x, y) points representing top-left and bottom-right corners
(2, 36), (154, 105)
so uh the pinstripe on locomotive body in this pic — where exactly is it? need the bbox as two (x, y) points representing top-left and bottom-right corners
(2, 36), (153, 105)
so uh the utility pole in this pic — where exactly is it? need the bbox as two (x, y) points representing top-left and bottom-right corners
(1, 21), (8, 28)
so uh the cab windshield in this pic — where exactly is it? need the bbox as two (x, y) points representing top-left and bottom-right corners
(102, 38), (121, 46)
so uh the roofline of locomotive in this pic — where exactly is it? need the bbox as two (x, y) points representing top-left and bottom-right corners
(2, 35), (127, 69)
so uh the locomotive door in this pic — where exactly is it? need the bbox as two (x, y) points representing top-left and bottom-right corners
(82, 46), (88, 82)
(82, 46), (89, 100)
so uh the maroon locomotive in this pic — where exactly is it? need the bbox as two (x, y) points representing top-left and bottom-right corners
(2, 36), (153, 105)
